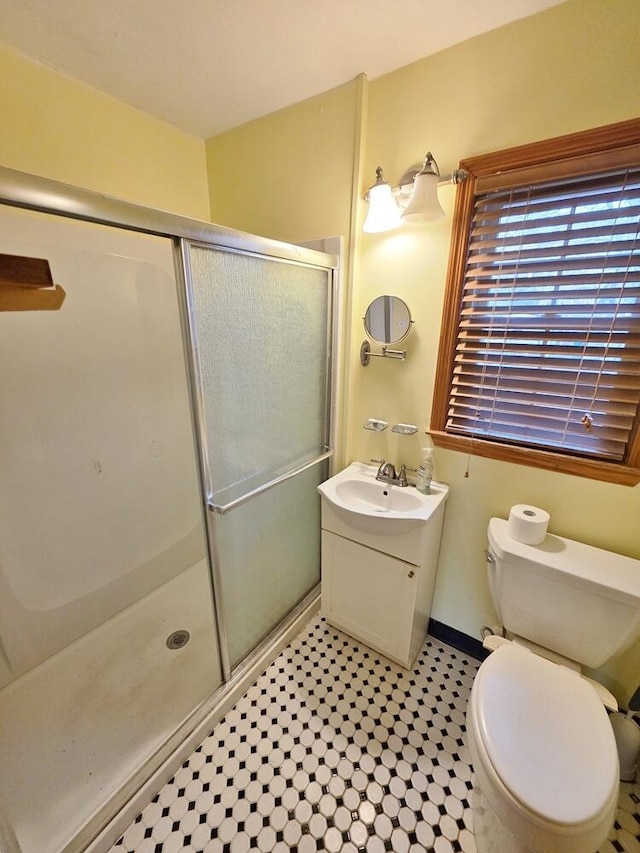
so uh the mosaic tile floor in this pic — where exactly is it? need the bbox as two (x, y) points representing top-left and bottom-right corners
(110, 616), (640, 853)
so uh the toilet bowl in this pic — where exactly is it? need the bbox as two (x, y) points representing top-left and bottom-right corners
(467, 643), (619, 853)
(466, 516), (640, 852)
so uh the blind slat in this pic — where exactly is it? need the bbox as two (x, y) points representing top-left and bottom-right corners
(450, 372), (640, 401)
(453, 354), (640, 376)
(445, 420), (625, 459)
(456, 341), (640, 359)
(472, 207), (640, 239)
(458, 327), (640, 353)
(451, 362), (640, 389)
(459, 314), (640, 330)
(465, 255), (640, 279)
(446, 413), (630, 444)
(447, 393), (634, 427)
(448, 388), (638, 417)
(474, 186), (640, 222)
(471, 220), (640, 250)
(474, 192), (640, 225)
(469, 241), (640, 266)
(460, 285), (640, 305)
(459, 272), (640, 291)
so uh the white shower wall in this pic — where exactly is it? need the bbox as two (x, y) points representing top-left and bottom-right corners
(0, 206), (206, 684)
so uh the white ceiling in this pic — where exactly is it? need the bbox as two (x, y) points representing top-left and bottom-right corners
(1, 0), (567, 138)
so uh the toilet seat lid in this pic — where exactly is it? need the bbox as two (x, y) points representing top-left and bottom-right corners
(474, 644), (618, 825)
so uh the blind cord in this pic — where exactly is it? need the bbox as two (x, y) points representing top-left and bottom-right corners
(559, 168), (632, 450)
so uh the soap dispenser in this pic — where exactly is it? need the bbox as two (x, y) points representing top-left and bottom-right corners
(415, 447), (434, 494)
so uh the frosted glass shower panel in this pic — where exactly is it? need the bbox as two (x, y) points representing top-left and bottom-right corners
(187, 246), (331, 505)
(213, 464), (325, 667)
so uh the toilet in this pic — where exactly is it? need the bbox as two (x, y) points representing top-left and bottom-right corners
(467, 516), (640, 853)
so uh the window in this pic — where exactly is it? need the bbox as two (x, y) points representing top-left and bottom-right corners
(431, 119), (640, 485)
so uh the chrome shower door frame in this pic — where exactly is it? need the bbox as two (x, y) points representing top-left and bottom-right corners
(179, 238), (338, 680)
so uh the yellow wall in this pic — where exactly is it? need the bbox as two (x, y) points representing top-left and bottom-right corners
(206, 77), (365, 462)
(0, 44), (209, 219)
(352, 0), (640, 701)
(205, 78), (361, 244)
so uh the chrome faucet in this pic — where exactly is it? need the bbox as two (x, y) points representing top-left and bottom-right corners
(380, 461), (397, 482)
(371, 459), (413, 487)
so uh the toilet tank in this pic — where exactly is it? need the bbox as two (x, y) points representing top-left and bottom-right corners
(487, 518), (640, 669)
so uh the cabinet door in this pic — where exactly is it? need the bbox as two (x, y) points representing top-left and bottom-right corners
(321, 531), (418, 667)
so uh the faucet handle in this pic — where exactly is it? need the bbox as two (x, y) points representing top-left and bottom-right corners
(370, 458), (386, 476)
(399, 465), (417, 487)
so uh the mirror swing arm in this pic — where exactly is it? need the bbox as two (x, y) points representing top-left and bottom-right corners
(360, 340), (407, 366)
(360, 295), (413, 367)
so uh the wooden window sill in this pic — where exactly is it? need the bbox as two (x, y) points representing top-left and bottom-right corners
(429, 431), (640, 486)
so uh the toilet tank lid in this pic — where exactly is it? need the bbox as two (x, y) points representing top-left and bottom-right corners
(474, 644), (618, 825)
(488, 517), (640, 607)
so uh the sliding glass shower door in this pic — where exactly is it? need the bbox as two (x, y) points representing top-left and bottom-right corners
(0, 205), (223, 853)
(183, 243), (335, 669)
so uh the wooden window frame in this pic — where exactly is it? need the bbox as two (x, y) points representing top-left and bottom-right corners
(430, 118), (640, 486)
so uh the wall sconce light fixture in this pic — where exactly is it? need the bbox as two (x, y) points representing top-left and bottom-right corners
(362, 152), (468, 233)
(362, 167), (401, 234)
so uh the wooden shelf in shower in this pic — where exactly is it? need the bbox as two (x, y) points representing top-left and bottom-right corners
(0, 252), (66, 311)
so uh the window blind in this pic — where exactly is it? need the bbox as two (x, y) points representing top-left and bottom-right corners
(446, 167), (640, 462)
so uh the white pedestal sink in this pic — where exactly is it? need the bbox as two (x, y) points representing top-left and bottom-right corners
(318, 462), (449, 668)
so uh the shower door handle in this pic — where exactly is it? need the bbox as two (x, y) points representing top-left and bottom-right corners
(208, 448), (334, 516)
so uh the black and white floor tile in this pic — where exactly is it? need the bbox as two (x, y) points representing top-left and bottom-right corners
(110, 617), (640, 853)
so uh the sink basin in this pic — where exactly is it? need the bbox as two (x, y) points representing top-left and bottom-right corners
(318, 462), (448, 531)
(334, 478), (425, 514)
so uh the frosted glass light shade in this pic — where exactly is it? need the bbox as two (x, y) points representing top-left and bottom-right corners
(363, 182), (401, 233)
(402, 171), (445, 222)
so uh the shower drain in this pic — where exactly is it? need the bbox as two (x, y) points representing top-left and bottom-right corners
(166, 629), (190, 650)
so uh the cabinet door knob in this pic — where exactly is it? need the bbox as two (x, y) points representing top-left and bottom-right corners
(408, 570), (415, 579)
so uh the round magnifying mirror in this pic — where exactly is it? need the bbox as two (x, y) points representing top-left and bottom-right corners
(364, 295), (413, 345)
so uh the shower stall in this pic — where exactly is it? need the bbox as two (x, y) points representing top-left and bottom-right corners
(0, 168), (338, 853)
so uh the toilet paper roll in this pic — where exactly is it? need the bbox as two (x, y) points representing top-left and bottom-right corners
(507, 504), (550, 545)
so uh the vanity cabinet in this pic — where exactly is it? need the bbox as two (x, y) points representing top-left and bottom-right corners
(321, 531), (421, 667)
(319, 467), (448, 669)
